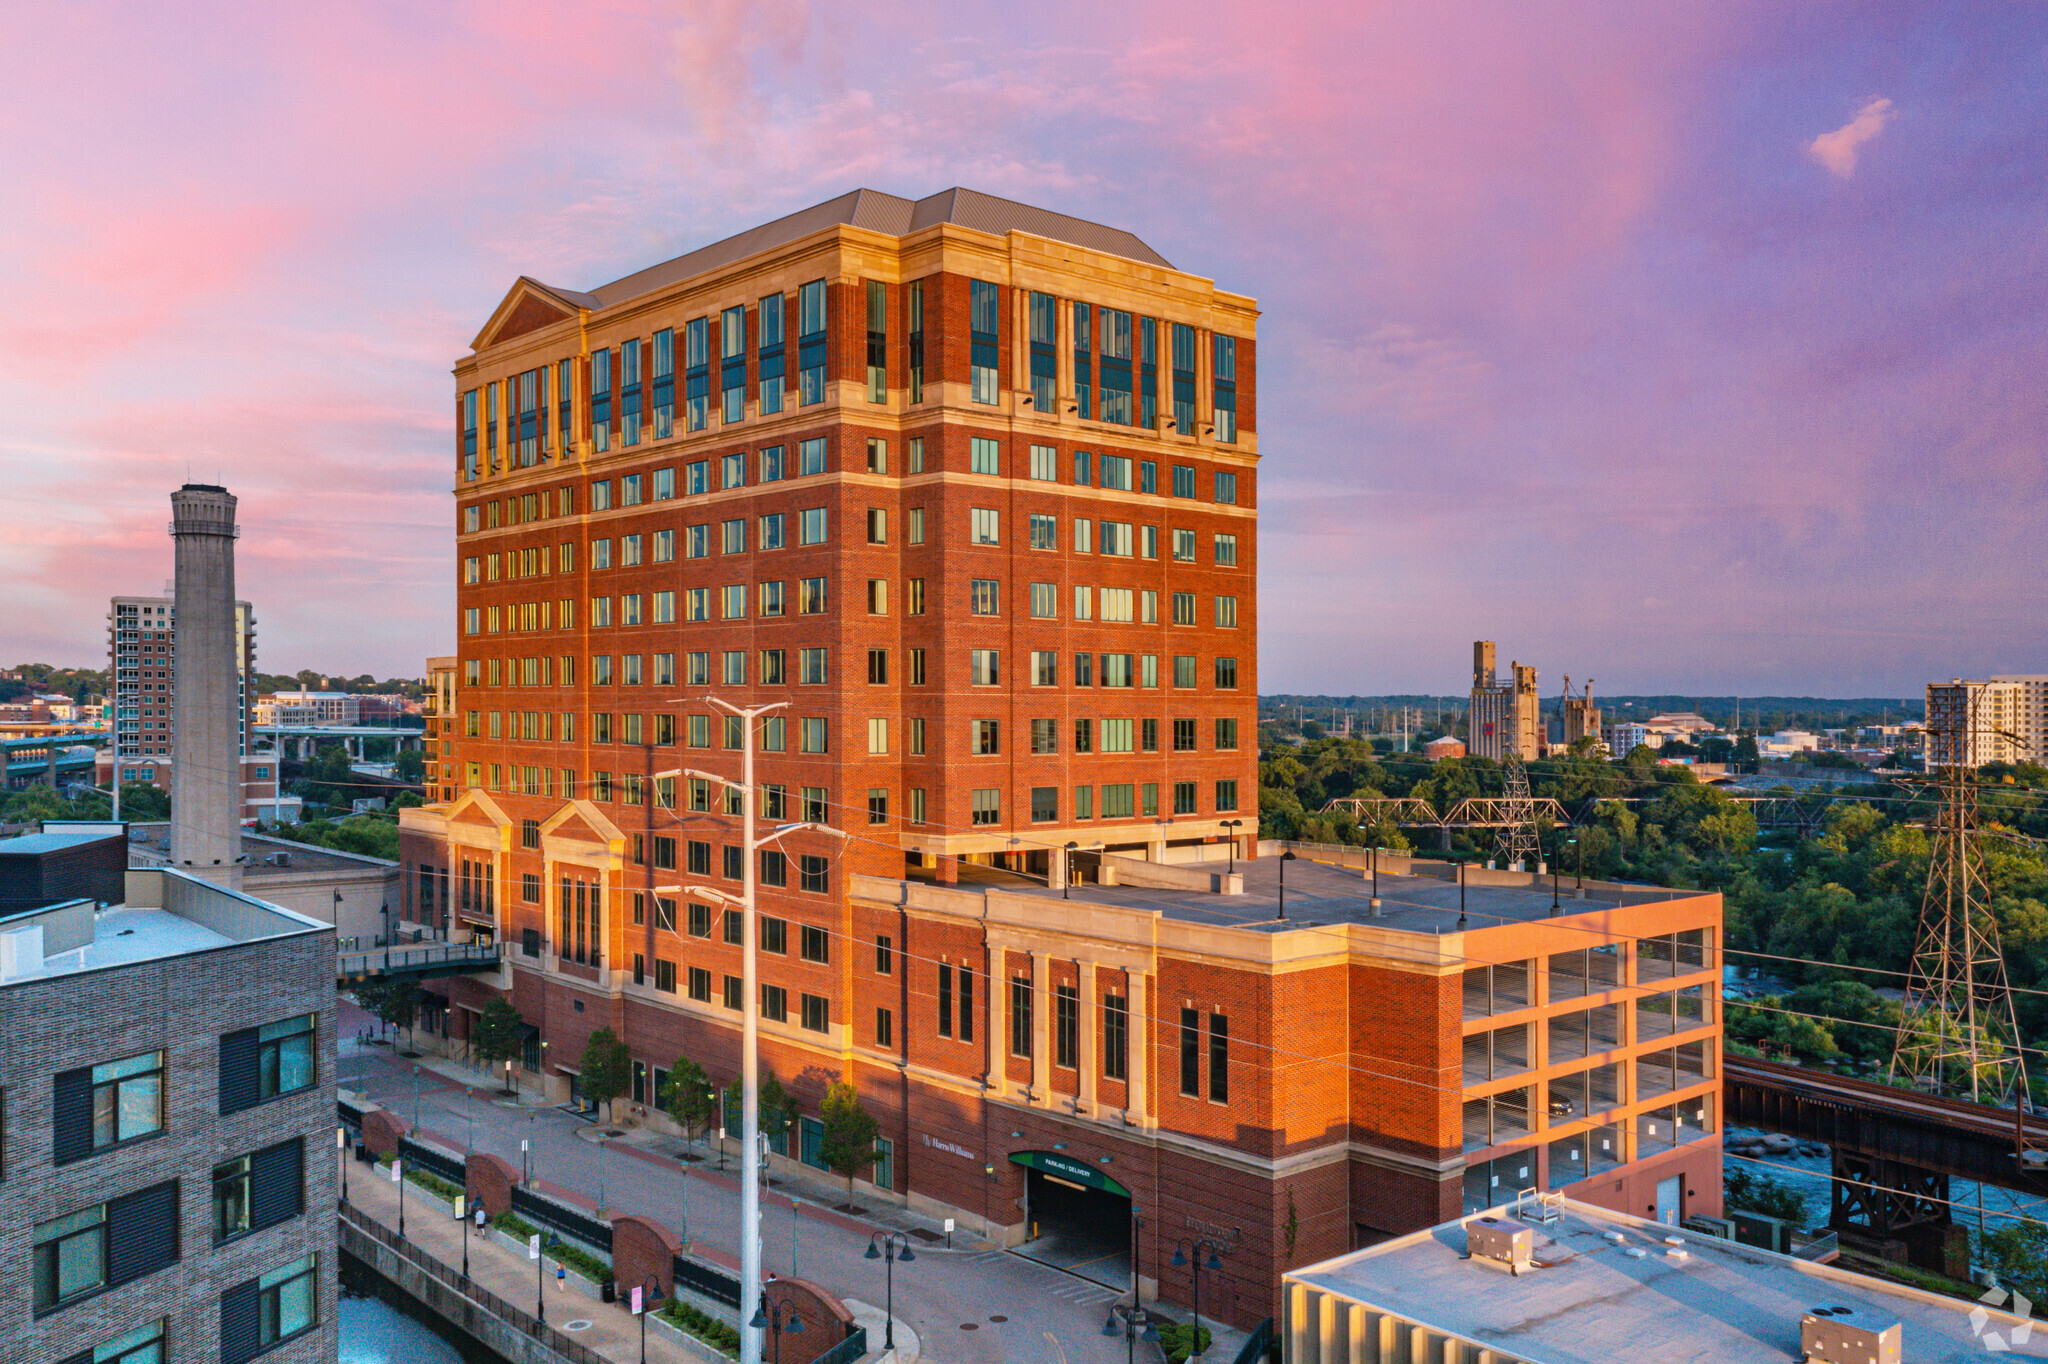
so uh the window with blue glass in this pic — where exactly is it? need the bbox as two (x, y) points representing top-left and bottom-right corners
(460, 390), (477, 481)
(1100, 308), (1132, 424)
(1141, 317), (1159, 429)
(1172, 462), (1195, 498)
(1074, 450), (1091, 486)
(1029, 291), (1057, 413)
(759, 292), (785, 415)
(485, 382), (498, 469)
(622, 339), (643, 446)
(797, 280), (827, 405)
(673, 320), (699, 432)
(1213, 334), (1237, 443)
(558, 358), (573, 456)
(516, 369), (538, 465)
(1072, 301), (1093, 420)
(798, 437), (827, 476)
(1140, 460), (1156, 494)
(590, 348), (612, 454)
(866, 279), (887, 403)
(908, 279), (926, 403)
(759, 444), (785, 482)
(1171, 323), (1198, 435)
(721, 306), (746, 423)
(635, 329), (664, 440)
(969, 280), (999, 404)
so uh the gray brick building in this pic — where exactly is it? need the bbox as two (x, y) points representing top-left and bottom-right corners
(0, 863), (336, 1364)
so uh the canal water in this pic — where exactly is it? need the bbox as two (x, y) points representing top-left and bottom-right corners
(339, 1251), (506, 1364)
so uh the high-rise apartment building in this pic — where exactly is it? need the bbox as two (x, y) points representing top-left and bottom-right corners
(1986, 675), (2048, 764)
(1925, 679), (2026, 768)
(108, 595), (256, 763)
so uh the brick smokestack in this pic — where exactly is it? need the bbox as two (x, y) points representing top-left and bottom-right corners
(169, 484), (243, 890)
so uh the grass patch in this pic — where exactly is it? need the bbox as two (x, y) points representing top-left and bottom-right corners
(486, 1210), (612, 1284)
(374, 1157), (466, 1204)
(1155, 1322), (1212, 1363)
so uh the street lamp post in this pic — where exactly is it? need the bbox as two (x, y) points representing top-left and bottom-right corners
(1551, 832), (1561, 913)
(1103, 1304), (1160, 1364)
(632, 1276), (665, 1364)
(1278, 849), (1297, 919)
(336, 1126), (349, 1205)
(535, 1231), (562, 1325)
(465, 1198), (483, 1281)
(663, 695), (846, 1364)
(1219, 820), (1242, 874)
(1063, 841), (1078, 899)
(1170, 1238), (1228, 1359)
(1572, 834), (1584, 895)
(751, 1291), (806, 1364)
(865, 1231), (916, 1349)
(394, 1156), (407, 1240)
(1370, 838), (1381, 910)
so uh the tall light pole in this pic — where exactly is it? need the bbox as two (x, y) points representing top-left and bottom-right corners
(659, 695), (845, 1364)
(1278, 849), (1297, 919)
(1170, 1237), (1228, 1359)
(1219, 820), (1241, 874)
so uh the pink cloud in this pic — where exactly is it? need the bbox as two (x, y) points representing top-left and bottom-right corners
(1807, 97), (1894, 177)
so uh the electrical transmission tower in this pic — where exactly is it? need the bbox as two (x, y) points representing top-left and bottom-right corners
(1890, 687), (2031, 1106)
(1493, 750), (1541, 870)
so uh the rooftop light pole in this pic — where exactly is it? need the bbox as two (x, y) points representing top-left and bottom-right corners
(1219, 820), (1242, 874)
(1278, 849), (1297, 919)
(656, 696), (848, 1364)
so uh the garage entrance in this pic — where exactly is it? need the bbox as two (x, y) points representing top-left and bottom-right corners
(1012, 1151), (1132, 1290)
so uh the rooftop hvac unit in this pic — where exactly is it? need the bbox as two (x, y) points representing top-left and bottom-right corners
(265, 852), (290, 867)
(1465, 1217), (1534, 1275)
(1800, 1306), (1901, 1364)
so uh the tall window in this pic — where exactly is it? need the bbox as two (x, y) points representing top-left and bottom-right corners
(907, 279), (925, 402)
(1029, 291), (1057, 413)
(970, 280), (999, 403)
(1055, 984), (1079, 1068)
(1140, 317), (1158, 428)
(1180, 1008), (1201, 1096)
(938, 963), (953, 1037)
(1104, 994), (1129, 1080)
(681, 318), (706, 432)
(558, 357), (573, 454)
(1072, 302), (1093, 420)
(1010, 975), (1033, 1057)
(1101, 308), (1133, 423)
(654, 326), (678, 438)
(1172, 323), (1197, 434)
(721, 305), (746, 423)
(590, 347), (612, 453)
(622, 337), (643, 446)
(460, 388), (478, 480)
(866, 279), (887, 402)
(970, 437), (1000, 475)
(797, 280), (827, 404)
(759, 292), (785, 414)
(1213, 335), (1237, 443)
(1209, 1013), (1229, 1102)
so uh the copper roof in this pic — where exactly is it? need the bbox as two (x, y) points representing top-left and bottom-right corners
(540, 188), (1173, 310)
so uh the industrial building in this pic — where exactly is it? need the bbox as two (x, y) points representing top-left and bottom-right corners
(1282, 1197), (2032, 1363)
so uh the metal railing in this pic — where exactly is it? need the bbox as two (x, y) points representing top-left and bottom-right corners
(511, 1183), (615, 1253)
(670, 1252), (742, 1309)
(338, 1200), (607, 1364)
(338, 941), (500, 979)
(812, 1326), (869, 1364)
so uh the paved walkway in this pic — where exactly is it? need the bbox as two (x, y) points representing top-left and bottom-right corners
(341, 1001), (1244, 1364)
(345, 1151), (720, 1364)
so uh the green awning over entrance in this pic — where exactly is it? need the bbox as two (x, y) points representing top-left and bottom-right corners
(1009, 1150), (1130, 1198)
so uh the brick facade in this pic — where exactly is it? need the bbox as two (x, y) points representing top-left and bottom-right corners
(0, 915), (336, 1364)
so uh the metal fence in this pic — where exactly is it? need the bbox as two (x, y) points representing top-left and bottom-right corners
(511, 1183), (615, 1253)
(398, 1135), (466, 1186)
(1231, 1317), (1275, 1364)
(338, 1201), (608, 1364)
(812, 1325), (869, 1364)
(671, 1251), (742, 1308)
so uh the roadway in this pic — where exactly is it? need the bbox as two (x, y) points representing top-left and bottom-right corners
(339, 998), (1154, 1364)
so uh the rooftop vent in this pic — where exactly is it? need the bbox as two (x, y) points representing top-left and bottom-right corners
(1465, 1216), (1534, 1276)
(265, 852), (291, 867)
(1800, 1306), (1902, 1364)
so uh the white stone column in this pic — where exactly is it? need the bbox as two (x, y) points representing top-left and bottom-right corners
(1031, 957), (1050, 1102)
(1126, 971), (1150, 1125)
(988, 952), (1009, 1098)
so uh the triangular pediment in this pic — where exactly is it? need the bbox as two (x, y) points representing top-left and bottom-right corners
(471, 277), (592, 352)
(540, 801), (623, 848)
(445, 788), (511, 830)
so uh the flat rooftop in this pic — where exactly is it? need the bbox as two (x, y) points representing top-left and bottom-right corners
(0, 869), (329, 986)
(1288, 1200), (2043, 1362)
(928, 853), (1694, 937)
(126, 824), (396, 875)
(0, 829), (120, 855)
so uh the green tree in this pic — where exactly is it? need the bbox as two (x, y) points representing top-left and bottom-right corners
(757, 1068), (797, 1149)
(579, 1027), (633, 1123)
(661, 1057), (719, 1145)
(378, 980), (424, 1051)
(1979, 1219), (2048, 1302)
(818, 1081), (880, 1198)
(472, 997), (526, 1088)
(393, 749), (427, 783)
(1726, 1167), (1810, 1228)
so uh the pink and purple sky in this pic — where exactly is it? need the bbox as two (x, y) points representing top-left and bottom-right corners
(4, 3), (2044, 696)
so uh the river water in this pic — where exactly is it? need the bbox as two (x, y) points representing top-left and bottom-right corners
(339, 1251), (506, 1364)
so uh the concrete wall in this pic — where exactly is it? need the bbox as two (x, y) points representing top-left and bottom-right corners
(338, 1215), (587, 1364)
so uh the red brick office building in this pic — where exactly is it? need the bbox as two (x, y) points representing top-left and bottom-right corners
(399, 191), (1722, 1326)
